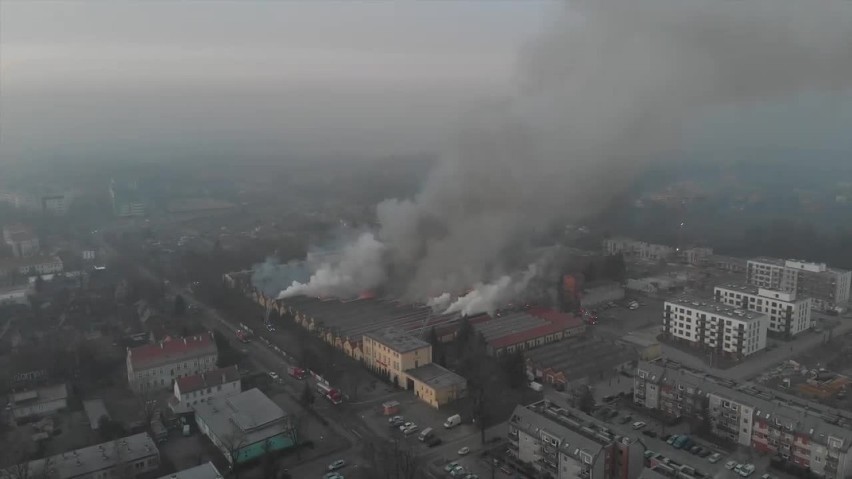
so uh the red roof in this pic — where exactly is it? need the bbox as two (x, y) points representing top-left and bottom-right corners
(128, 333), (216, 370)
(176, 365), (239, 394)
(481, 308), (585, 350)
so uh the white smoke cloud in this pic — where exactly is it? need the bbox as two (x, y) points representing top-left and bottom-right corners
(443, 263), (540, 317)
(279, 1), (852, 302)
(426, 292), (452, 312)
(277, 232), (386, 299)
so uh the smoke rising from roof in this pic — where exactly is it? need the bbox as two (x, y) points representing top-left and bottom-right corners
(278, 1), (852, 310)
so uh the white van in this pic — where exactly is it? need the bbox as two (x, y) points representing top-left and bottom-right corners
(418, 427), (434, 441)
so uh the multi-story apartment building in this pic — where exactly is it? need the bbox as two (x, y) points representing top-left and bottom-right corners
(363, 328), (466, 408)
(603, 237), (674, 262)
(633, 362), (709, 422)
(747, 258), (851, 311)
(635, 360), (852, 479)
(663, 297), (768, 358)
(126, 333), (218, 393)
(170, 365), (241, 413)
(509, 395), (644, 479)
(714, 284), (812, 337)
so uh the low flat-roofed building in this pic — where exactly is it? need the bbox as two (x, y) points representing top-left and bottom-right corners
(4, 433), (160, 479)
(663, 296), (768, 358)
(525, 337), (637, 386)
(406, 363), (468, 408)
(10, 383), (68, 420)
(83, 398), (111, 430)
(194, 388), (294, 465)
(156, 462), (222, 479)
(470, 308), (585, 356)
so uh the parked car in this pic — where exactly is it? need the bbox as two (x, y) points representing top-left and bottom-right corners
(322, 473), (343, 479)
(619, 415), (633, 424)
(450, 466), (467, 478)
(667, 435), (679, 445)
(737, 464), (755, 477)
(458, 446), (471, 456)
(641, 430), (657, 438)
(699, 449), (712, 458)
(427, 437), (443, 447)
(388, 416), (404, 426)
(444, 462), (460, 472)
(725, 461), (738, 470)
(708, 453), (722, 463)
(689, 445), (702, 455)
(268, 371), (279, 381)
(403, 424), (419, 435)
(327, 459), (346, 471)
(399, 422), (414, 432)
(631, 421), (647, 430)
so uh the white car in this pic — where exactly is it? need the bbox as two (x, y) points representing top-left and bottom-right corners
(403, 424), (419, 435)
(631, 421), (646, 430)
(327, 459), (346, 471)
(399, 422), (414, 432)
(725, 461), (738, 470)
(458, 446), (470, 456)
(268, 371), (279, 380)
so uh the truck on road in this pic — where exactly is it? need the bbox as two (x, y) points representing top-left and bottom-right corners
(443, 414), (461, 429)
(316, 382), (344, 405)
(287, 366), (306, 380)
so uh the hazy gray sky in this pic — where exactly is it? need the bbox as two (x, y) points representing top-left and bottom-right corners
(0, 2), (552, 163)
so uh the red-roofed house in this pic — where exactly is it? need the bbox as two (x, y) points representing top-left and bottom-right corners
(170, 365), (241, 413)
(472, 308), (586, 356)
(126, 333), (218, 393)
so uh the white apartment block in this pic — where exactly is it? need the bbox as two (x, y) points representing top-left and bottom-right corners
(714, 284), (812, 337)
(170, 365), (241, 413)
(127, 333), (218, 393)
(663, 297), (768, 358)
(747, 258), (851, 311)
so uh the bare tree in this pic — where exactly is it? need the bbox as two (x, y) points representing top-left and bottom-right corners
(284, 413), (304, 460)
(221, 425), (248, 479)
(363, 440), (422, 479)
(0, 429), (34, 479)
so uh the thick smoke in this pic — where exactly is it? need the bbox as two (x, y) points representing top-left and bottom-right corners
(277, 232), (386, 299)
(444, 263), (541, 317)
(279, 1), (852, 308)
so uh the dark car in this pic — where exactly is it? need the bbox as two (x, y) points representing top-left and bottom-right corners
(699, 449), (713, 458)
(427, 437), (443, 448)
(662, 434), (672, 442)
(642, 430), (657, 438)
(690, 446), (702, 455)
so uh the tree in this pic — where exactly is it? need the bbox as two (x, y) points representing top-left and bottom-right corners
(576, 385), (595, 414)
(222, 427), (249, 478)
(98, 416), (128, 441)
(174, 294), (187, 316)
(363, 439), (422, 479)
(284, 413), (304, 460)
(299, 383), (315, 408)
(500, 350), (527, 389)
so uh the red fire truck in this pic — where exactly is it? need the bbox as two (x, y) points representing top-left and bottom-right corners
(316, 382), (343, 405)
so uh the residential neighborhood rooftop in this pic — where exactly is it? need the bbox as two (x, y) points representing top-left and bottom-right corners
(665, 296), (768, 322)
(127, 333), (217, 370)
(157, 462), (222, 479)
(194, 388), (288, 446)
(176, 366), (240, 394)
(15, 433), (158, 479)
